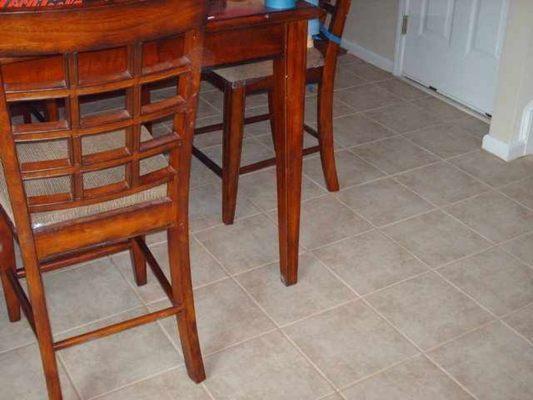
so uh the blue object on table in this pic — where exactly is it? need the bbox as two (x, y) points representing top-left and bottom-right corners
(265, 0), (296, 9)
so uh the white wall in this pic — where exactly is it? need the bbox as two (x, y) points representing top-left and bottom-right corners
(483, 0), (533, 161)
(341, 0), (399, 71)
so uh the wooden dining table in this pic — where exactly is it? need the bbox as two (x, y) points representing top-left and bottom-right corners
(0, 0), (322, 286)
(204, 0), (322, 286)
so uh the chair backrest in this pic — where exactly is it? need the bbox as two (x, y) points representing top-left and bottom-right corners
(0, 0), (207, 239)
(318, 0), (351, 59)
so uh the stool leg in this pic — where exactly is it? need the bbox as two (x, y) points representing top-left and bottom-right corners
(317, 80), (339, 192)
(167, 227), (206, 382)
(0, 214), (20, 322)
(129, 237), (147, 286)
(221, 85), (246, 225)
(23, 248), (62, 399)
(45, 99), (59, 122)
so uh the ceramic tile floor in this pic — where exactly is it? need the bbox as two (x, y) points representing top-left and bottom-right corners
(2, 53), (533, 400)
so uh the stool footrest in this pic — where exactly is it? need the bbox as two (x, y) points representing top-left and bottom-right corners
(53, 305), (182, 351)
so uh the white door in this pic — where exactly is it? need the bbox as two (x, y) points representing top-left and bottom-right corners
(402, 0), (508, 115)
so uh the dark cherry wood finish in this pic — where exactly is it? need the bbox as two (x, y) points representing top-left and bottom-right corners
(195, 0), (351, 226)
(2, 0), (322, 289)
(202, 0), (322, 286)
(0, 1), (207, 399)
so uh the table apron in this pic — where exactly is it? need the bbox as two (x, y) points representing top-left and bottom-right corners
(203, 24), (284, 68)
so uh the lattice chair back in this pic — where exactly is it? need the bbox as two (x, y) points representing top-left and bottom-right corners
(0, 0), (206, 252)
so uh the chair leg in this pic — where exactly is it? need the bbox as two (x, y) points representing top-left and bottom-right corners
(167, 227), (206, 383)
(317, 81), (340, 192)
(23, 249), (63, 399)
(221, 85), (246, 225)
(0, 214), (20, 322)
(129, 237), (147, 286)
(45, 99), (59, 122)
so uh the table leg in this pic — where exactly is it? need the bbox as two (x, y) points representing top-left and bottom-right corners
(272, 20), (308, 286)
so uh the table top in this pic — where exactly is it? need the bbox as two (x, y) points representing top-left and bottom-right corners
(0, 0), (320, 64)
(207, 0), (320, 31)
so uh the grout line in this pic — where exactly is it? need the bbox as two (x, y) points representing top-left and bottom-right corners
(193, 224), (342, 393)
(311, 254), (483, 400)
(57, 353), (83, 400)
(86, 365), (184, 400)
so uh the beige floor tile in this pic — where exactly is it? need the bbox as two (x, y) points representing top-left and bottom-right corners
(96, 367), (211, 400)
(255, 130), (333, 153)
(196, 214), (279, 274)
(282, 195), (372, 249)
(236, 254), (354, 325)
(284, 301), (418, 387)
(190, 157), (220, 189)
(43, 260), (142, 333)
(155, 279), (275, 355)
(189, 183), (260, 232)
(61, 308), (181, 399)
(376, 79), (427, 100)
(439, 248), (533, 316)
(446, 191), (533, 243)
(204, 330), (333, 400)
(501, 232), (533, 265)
(304, 150), (384, 189)
(198, 90), (224, 112)
(196, 98), (220, 119)
(453, 115), (490, 138)
(367, 273), (493, 350)
(504, 303), (533, 342)
(305, 96), (355, 124)
(346, 63), (392, 82)
(238, 167), (326, 211)
(321, 394), (343, 400)
(112, 240), (227, 304)
(450, 150), (533, 187)
(200, 80), (217, 93)
(313, 230), (427, 295)
(335, 84), (401, 112)
(342, 355), (473, 400)
(331, 113), (396, 148)
(201, 138), (274, 167)
(337, 53), (364, 66)
(0, 344), (79, 400)
(338, 178), (433, 226)
(406, 124), (482, 158)
(381, 210), (490, 268)
(396, 162), (489, 206)
(501, 176), (533, 209)
(193, 117), (224, 149)
(411, 97), (467, 122)
(334, 67), (368, 90)
(364, 102), (441, 134)
(0, 287), (35, 353)
(352, 137), (439, 174)
(429, 322), (533, 400)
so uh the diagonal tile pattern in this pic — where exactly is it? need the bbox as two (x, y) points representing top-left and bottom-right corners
(1, 54), (532, 400)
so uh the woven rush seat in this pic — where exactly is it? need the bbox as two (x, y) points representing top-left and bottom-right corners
(211, 47), (324, 84)
(0, 126), (167, 229)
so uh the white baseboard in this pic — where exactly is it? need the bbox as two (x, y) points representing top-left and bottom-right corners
(482, 134), (526, 161)
(341, 39), (394, 73)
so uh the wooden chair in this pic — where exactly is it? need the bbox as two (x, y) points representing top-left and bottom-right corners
(193, 0), (351, 224)
(0, 1), (207, 398)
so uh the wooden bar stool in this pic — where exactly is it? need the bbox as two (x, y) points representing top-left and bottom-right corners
(0, 1), (207, 399)
(193, 0), (351, 224)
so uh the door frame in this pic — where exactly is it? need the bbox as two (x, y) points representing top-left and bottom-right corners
(393, 0), (409, 76)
